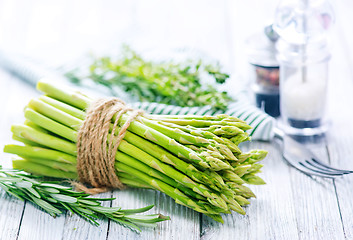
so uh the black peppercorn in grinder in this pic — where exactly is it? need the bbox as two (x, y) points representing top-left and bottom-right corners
(246, 25), (280, 118)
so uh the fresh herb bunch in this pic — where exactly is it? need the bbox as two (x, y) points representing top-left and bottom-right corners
(66, 46), (232, 110)
(0, 166), (169, 232)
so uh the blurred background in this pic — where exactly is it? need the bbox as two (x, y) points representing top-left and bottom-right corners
(0, 0), (280, 89)
(0, 0), (351, 128)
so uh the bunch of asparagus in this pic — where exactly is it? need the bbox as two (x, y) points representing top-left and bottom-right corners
(4, 81), (267, 223)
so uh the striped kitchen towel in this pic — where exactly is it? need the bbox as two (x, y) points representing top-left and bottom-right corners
(131, 101), (274, 141)
(0, 51), (274, 141)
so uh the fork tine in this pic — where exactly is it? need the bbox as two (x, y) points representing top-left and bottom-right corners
(305, 160), (352, 175)
(275, 128), (352, 178)
(300, 161), (348, 176)
(283, 157), (337, 178)
(310, 158), (353, 174)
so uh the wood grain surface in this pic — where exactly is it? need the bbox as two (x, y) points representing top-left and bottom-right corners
(0, 0), (352, 239)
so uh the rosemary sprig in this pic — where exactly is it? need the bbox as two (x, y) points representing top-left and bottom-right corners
(0, 166), (170, 232)
(66, 45), (232, 110)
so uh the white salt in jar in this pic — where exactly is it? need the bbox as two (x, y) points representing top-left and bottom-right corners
(276, 39), (331, 135)
(274, 0), (334, 136)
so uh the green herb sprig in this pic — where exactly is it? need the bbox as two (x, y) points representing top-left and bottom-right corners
(0, 166), (169, 232)
(66, 45), (232, 110)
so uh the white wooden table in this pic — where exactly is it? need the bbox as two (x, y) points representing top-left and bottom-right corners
(1, 0), (353, 239)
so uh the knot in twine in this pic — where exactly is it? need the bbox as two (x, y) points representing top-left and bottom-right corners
(74, 98), (144, 194)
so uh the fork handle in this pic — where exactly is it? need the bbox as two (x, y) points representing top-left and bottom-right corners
(273, 127), (285, 140)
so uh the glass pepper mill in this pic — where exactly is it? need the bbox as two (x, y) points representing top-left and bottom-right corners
(274, 0), (334, 136)
(246, 26), (280, 118)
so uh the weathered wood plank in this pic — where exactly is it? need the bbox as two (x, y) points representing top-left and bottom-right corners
(61, 192), (111, 240)
(201, 142), (299, 240)
(107, 188), (157, 239)
(324, 2), (353, 238)
(16, 204), (66, 240)
(154, 191), (200, 240)
(201, 141), (345, 240)
(0, 77), (26, 239)
(0, 191), (25, 240)
(107, 188), (200, 240)
(0, 71), (34, 239)
(288, 144), (345, 240)
(326, 110), (353, 238)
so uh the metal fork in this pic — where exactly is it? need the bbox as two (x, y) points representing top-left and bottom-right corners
(274, 128), (353, 178)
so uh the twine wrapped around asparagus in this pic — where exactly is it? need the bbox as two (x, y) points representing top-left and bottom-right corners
(76, 98), (143, 193)
(4, 81), (268, 223)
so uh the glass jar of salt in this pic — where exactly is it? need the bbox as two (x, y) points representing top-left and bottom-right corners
(274, 0), (334, 136)
(277, 40), (330, 135)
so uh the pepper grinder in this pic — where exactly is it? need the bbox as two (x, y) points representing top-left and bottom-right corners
(274, 0), (334, 136)
(246, 25), (280, 117)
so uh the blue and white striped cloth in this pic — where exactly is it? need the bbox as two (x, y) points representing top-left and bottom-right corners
(0, 52), (274, 141)
(131, 101), (274, 141)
